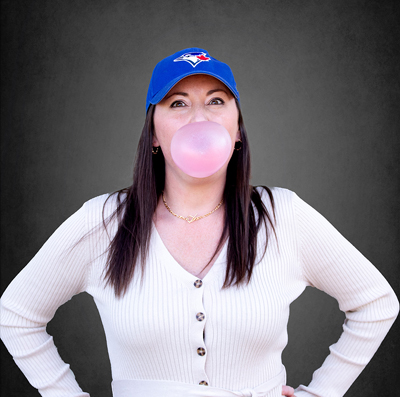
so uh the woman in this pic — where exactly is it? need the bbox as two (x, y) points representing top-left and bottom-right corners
(0, 48), (398, 397)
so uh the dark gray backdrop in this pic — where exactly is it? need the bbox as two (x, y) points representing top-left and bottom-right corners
(1, 1), (399, 396)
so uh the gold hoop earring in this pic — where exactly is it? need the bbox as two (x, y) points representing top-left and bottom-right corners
(234, 140), (242, 151)
(152, 146), (160, 155)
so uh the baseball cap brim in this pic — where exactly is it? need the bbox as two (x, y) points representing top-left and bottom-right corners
(150, 72), (239, 106)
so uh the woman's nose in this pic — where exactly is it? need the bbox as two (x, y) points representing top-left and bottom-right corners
(189, 105), (208, 123)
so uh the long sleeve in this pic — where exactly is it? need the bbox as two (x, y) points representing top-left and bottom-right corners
(291, 193), (399, 397)
(0, 203), (92, 397)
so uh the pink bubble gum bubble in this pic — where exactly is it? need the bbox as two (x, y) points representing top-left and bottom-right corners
(171, 121), (232, 178)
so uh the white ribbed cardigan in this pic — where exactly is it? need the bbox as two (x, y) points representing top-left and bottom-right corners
(0, 188), (398, 397)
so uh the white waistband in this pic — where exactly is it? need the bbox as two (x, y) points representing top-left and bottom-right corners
(112, 366), (286, 397)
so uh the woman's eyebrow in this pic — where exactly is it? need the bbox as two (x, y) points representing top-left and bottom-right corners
(164, 88), (229, 101)
(206, 88), (229, 96)
(164, 91), (188, 100)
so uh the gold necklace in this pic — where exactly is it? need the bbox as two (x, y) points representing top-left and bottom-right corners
(162, 192), (223, 224)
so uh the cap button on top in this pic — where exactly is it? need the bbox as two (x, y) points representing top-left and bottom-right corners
(194, 279), (203, 288)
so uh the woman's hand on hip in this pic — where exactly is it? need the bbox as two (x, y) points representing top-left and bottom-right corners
(282, 385), (296, 396)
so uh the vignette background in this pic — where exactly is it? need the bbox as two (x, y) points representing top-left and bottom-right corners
(1, 0), (399, 395)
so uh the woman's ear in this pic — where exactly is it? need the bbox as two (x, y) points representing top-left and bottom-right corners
(236, 128), (241, 141)
(152, 133), (159, 147)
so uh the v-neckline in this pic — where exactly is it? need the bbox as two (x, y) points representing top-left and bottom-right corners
(151, 222), (228, 287)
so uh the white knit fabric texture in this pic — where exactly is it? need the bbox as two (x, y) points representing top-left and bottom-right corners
(0, 187), (398, 397)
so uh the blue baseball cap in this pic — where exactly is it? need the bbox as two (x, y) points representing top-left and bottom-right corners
(146, 47), (240, 112)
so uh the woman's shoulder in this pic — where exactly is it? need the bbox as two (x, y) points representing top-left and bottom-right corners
(254, 186), (303, 227)
(82, 190), (128, 225)
(255, 185), (296, 207)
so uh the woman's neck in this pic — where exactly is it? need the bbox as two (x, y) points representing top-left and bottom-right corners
(161, 171), (225, 217)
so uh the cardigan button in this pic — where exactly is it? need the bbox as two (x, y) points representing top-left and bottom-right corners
(194, 279), (203, 288)
(196, 312), (205, 321)
(197, 347), (206, 356)
(199, 380), (208, 386)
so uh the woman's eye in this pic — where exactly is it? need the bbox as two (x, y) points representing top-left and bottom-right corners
(208, 98), (224, 105)
(170, 100), (186, 108)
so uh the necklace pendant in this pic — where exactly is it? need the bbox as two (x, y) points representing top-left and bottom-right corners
(185, 215), (198, 224)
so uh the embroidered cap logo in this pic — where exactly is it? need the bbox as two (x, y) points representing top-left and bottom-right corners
(173, 52), (211, 68)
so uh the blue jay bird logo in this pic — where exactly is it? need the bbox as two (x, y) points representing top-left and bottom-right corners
(174, 52), (211, 68)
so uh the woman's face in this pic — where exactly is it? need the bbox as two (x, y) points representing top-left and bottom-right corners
(153, 74), (240, 178)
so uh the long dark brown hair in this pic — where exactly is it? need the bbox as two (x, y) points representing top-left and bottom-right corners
(103, 100), (275, 297)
